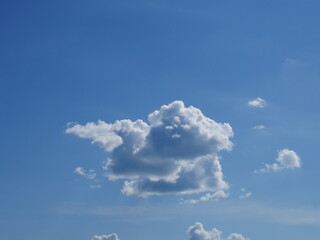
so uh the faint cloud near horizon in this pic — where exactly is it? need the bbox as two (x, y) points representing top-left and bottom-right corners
(56, 201), (320, 226)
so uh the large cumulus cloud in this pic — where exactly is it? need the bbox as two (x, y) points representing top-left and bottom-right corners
(66, 101), (233, 197)
(187, 222), (250, 240)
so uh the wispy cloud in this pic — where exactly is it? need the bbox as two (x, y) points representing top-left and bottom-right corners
(57, 202), (148, 218)
(239, 189), (252, 199)
(56, 201), (320, 226)
(253, 125), (265, 130)
(74, 167), (96, 180)
(235, 204), (320, 225)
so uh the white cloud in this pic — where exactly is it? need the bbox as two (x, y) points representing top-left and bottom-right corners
(239, 188), (252, 199)
(184, 190), (229, 204)
(90, 224), (249, 240)
(67, 101), (233, 198)
(187, 222), (250, 240)
(74, 167), (96, 180)
(253, 125), (265, 130)
(255, 149), (301, 173)
(92, 233), (119, 240)
(248, 98), (266, 108)
(89, 184), (102, 189)
(227, 233), (250, 240)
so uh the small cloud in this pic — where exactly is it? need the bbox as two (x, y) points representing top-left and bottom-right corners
(255, 149), (302, 173)
(184, 190), (229, 204)
(248, 98), (266, 108)
(239, 188), (252, 199)
(92, 233), (119, 240)
(253, 125), (265, 130)
(227, 233), (250, 240)
(74, 167), (96, 180)
(172, 133), (181, 139)
(187, 222), (250, 240)
(89, 184), (102, 189)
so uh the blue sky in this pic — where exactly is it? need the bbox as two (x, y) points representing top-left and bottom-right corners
(1, 0), (320, 239)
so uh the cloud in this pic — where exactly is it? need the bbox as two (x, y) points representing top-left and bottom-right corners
(247, 98), (266, 108)
(74, 167), (96, 180)
(255, 149), (301, 173)
(92, 233), (119, 240)
(184, 190), (229, 204)
(239, 188), (252, 199)
(252, 125), (265, 130)
(187, 222), (250, 240)
(67, 101), (233, 197)
(227, 233), (250, 240)
(90, 223), (249, 240)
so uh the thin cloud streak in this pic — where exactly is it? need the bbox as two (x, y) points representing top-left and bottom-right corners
(56, 201), (320, 226)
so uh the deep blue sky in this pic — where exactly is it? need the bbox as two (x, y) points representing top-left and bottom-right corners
(1, 1), (320, 240)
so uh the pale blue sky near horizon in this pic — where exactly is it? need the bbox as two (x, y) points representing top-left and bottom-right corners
(1, 1), (320, 240)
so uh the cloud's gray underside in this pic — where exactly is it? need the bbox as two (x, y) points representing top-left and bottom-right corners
(67, 101), (233, 198)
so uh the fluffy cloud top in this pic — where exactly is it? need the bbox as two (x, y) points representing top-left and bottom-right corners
(248, 98), (266, 108)
(67, 101), (233, 197)
(256, 149), (301, 173)
(187, 222), (250, 240)
(74, 167), (96, 180)
(92, 233), (119, 240)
